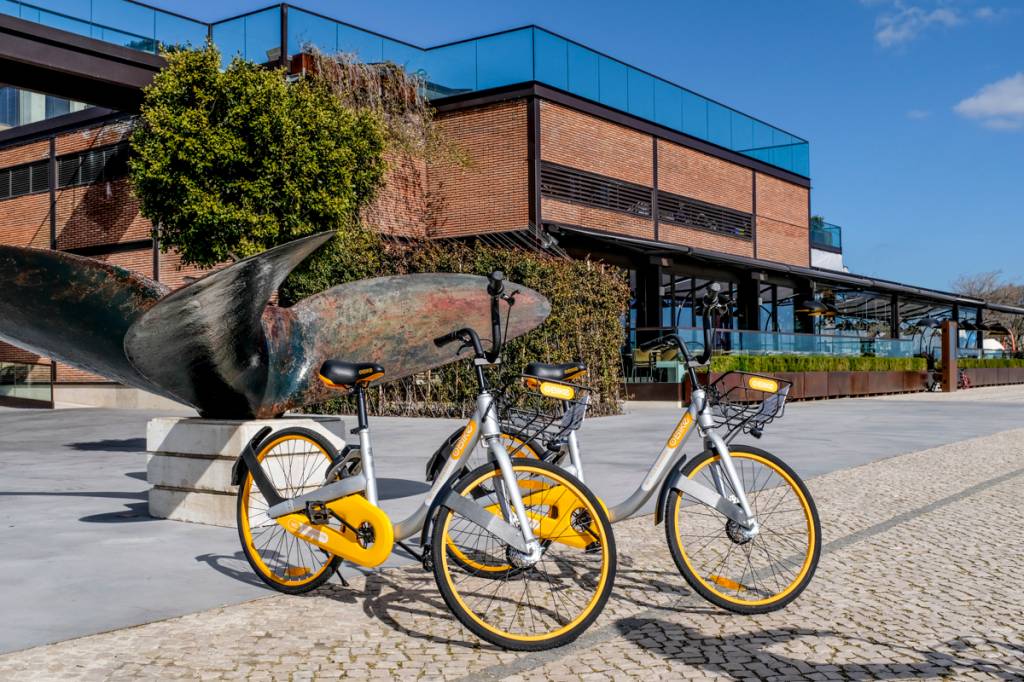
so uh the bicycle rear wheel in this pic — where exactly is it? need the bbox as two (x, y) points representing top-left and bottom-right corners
(431, 460), (616, 651)
(237, 429), (341, 594)
(665, 446), (820, 614)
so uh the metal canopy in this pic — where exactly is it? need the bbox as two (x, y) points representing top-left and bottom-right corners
(552, 224), (1024, 316)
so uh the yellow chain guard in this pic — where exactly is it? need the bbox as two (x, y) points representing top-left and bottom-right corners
(276, 494), (394, 568)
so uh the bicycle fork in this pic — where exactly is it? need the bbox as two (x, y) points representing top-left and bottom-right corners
(696, 394), (759, 535)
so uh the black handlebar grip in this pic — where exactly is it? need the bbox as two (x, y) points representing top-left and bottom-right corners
(434, 331), (460, 348)
(487, 270), (505, 297)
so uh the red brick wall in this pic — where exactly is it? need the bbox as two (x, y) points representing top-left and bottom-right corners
(54, 120), (133, 156)
(363, 150), (429, 239)
(0, 193), (50, 248)
(659, 223), (753, 257)
(755, 173), (809, 266)
(540, 101), (653, 186)
(658, 140), (752, 213)
(55, 178), (151, 250)
(0, 140), (48, 166)
(429, 100), (529, 237)
(542, 198), (654, 240)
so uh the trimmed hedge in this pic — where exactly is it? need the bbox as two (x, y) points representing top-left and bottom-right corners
(710, 355), (926, 373)
(958, 358), (1024, 368)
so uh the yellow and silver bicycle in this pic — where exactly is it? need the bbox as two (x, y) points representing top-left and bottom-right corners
(428, 284), (820, 614)
(233, 273), (616, 650)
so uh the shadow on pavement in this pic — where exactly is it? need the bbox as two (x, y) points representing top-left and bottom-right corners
(618, 617), (1024, 680)
(194, 551), (272, 590)
(79, 501), (155, 523)
(66, 438), (147, 452)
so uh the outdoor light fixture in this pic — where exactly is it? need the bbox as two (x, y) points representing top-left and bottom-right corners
(959, 321), (976, 331)
(797, 300), (828, 316)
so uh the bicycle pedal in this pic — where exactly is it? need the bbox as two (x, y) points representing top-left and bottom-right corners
(305, 501), (330, 525)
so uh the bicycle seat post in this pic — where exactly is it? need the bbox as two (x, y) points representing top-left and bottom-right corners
(353, 384), (378, 506)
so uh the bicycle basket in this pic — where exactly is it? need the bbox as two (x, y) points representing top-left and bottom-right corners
(492, 377), (591, 457)
(706, 372), (791, 440)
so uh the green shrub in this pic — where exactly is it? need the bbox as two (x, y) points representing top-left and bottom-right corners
(710, 355), (926, 373)
(130, 44), (387, 267)
(958, 358), (1024, 368)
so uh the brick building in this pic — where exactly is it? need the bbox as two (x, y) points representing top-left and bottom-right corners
(2, 2), (1022, 407)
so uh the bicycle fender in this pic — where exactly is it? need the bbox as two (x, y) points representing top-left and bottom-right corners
(654, 458), (691, 526)
(656, 446), (764, 526)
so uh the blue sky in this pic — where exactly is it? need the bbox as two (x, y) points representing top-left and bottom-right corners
(148, 0), (1023, 291)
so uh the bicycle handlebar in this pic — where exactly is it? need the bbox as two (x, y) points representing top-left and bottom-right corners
(638, 283), (730, 367)
(434, 271), (510, 365)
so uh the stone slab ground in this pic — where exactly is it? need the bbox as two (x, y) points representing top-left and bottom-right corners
(0, 425), (1021, 680)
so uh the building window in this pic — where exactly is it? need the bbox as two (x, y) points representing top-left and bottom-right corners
(540, 161), (652, 218)
(0, 160), (49, 200)
(57, 143), (130, 189)
(0, 142), (130, 202)
(657, 190), (753, 240)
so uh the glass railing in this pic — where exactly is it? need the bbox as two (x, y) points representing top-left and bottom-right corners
(281, 12), (810, 176)
(4, 0), (811, 177)
(0, 0), (207, 53)
(624, 327), (916, 382)
(0, 361), (53, 406)
(810, 220), (842, 251)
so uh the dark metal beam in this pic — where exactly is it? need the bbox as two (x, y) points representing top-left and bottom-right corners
(0, 14), (164, 112)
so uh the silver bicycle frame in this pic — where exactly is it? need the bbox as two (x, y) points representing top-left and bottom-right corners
(572, 387), (755, 528)
(344, 391), (541, 556)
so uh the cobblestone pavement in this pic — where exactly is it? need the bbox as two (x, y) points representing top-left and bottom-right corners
(3, 428), (1023, 681)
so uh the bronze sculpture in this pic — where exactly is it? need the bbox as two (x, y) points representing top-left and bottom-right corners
(0, 232), (550, 418)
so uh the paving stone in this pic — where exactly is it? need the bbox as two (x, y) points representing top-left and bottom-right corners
(2, 428), (1024, 680)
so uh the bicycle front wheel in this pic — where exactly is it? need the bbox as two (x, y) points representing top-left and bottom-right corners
(431, 460), (616, 651)
(665, 446), (820, 614)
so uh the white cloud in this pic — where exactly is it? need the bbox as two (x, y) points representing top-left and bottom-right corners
(975, 6), (996, 20)
(875, 4), (962, 47)
(906, 109), (931, 119)
(954, 73), (1024, 131)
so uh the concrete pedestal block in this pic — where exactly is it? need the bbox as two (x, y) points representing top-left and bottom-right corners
(146, 416), (346, 527)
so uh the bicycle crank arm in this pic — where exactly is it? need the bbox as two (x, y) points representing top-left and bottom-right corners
(672, 477), (750, 526)
(442, 490), (531, 553)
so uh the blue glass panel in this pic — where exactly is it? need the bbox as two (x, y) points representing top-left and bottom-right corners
(212, 19), (245, 68)
(338, 24), (384, 63)
(288, 9), (335, 56)
(769, 143), (793, 171)
(653, 79), (681, 130)
(243, 9), (281, 63)
(41, 0), (91, 22)
(93, 0), (154, 42)
(707, 101), (731, 148)
(38, 9), (92, 40)
(16, 3), (40, 22)
(627, 68), (654, 120)
(156, 14), (207, 49)
(476, 28), (532, 90)
(731, 112), (753, 151)
(534, 29), (568, 90)
(681, 90), (707, 139)
(772, 127), (793, 147)
(752, 120), (774, 152)
(566, 43), (599, 100)
(417, 41), (476, 96)
(97, 25), (154, 52)
(598, 56), (627, 109)
(744, 148), (770, 163)
(0, 1), (18, 18)
(382, 38), (420, 68)
(791, 143), (810, 176)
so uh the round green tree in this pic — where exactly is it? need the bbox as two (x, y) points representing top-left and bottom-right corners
(129, 44), (387, 268)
